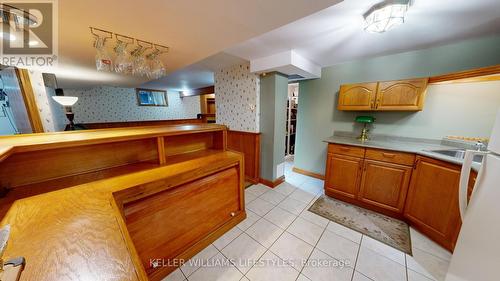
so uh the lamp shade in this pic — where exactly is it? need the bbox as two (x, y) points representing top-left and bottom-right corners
(52, 96), (78, 106)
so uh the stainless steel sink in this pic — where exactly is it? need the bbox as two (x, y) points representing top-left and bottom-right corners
(430, 149), (484, 163)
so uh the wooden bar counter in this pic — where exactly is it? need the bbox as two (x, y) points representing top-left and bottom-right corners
(0, 124), (246, 281)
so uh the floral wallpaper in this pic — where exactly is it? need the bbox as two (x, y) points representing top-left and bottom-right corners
(65, 86), (200, 123)
(29, 70), (66, 132)
(215, 63), (260, 132)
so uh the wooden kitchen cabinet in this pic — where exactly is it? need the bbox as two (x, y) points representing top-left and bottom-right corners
(324, 153), (363, 199)
(358, 159), (412, 213)
(337, 82), (378, 111)
(337, 78), (428, 111)
(375, 78), (428, 111)
(404, 156), (462, 251)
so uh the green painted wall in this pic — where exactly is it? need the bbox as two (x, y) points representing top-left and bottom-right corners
(295, 35), (500, 175)
(260, 73), (288, 180)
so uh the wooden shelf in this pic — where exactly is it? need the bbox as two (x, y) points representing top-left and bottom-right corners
(0, 161), (160, 218)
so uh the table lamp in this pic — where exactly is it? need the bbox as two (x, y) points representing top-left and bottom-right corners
(355, 116), (375, 142)
(52, 88), (78, 130)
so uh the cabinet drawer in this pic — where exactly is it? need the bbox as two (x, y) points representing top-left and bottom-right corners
(328, 144), (365, 158)
(365, 148), (415, 166)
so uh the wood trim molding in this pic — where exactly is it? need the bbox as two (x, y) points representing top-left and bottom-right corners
(292, 167), (325, 180)
(15, 68), (44, 133)
(429, 64), (500, 84)
(259, 175), (285, 188)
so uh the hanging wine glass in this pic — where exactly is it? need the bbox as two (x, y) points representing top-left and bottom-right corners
(93, 36), (112, 72)
(146, 48), (167, 79)
(113, 37), (133, 75)
(131, 43), (151, 77)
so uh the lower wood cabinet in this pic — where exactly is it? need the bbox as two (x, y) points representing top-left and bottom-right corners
(358, 160), (412, 213)
(324, 144), (474, 252)
(324, 153), (363, 199)
(404, 156), (461, 251)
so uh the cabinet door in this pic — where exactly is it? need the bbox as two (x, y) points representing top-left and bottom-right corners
(404, 156), (461, 251)
(358, 160), (412, 213)
(375, 78), (428, 111)
(337, 82), (378, 111)
(324, 153), (363, 199)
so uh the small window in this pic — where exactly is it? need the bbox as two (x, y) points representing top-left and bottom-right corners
(136, 88), (168, 107)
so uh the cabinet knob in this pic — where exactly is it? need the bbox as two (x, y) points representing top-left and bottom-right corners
(230, 212), (235, 217)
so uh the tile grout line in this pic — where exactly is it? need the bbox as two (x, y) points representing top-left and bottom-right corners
(243, 182), (305, 277)
(294, 222), (329, 281)
(246, 183), (318, 279)
(350, 234), (364, 281)
(239, 181), (310, 279)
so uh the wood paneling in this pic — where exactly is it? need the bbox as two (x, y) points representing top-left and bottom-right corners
(0, 138), (158, 188)
(80, 118), (203, 129)
(365, 148), (416, 166)
(227, 130), (260, 183)
(429, 64), (500, 84)
(375, 78), (428, 111)
(404, 156), (461, 251)
(163, 132), (215, 157)
(328, 143), (366, 158)
(358, 160), (412, 213)
(123, 167), (241, 278)
(337, 82), (378, 111)
(324, 153), (363, 199)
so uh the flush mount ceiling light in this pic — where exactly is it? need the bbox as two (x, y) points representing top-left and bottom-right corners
(363, 0), (413, 33)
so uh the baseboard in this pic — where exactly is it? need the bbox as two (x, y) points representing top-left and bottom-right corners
(259, 175), (285, 188)
(245, 176), (260, 184)
(292, 167), (325, 180)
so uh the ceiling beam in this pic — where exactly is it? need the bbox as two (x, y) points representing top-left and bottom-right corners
(180, 86), (214, 97)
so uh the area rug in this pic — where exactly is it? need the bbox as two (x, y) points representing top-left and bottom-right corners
(309, 195), (412, 255)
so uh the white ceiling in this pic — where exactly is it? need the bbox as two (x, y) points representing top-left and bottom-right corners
(54, 0), (343, 89)
(225, 0), (500, 67)
(140, 52), (246, 91)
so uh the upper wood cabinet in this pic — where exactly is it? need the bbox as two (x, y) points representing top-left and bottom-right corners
(337, 82), (378, 111)
(337, 78), (428, 111)
(404, 156), (461, 251)
(376, 78), (428, 111)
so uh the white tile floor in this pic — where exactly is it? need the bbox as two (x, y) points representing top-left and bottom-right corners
(163, 162), (452, 281)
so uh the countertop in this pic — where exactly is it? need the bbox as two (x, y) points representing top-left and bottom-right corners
(324, 135), (482, 172)
(0, 123), (226, 158)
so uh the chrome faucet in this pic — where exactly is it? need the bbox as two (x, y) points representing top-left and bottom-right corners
(475, 141), (487, 151)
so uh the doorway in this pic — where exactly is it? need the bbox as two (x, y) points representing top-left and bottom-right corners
(286, 83), (298, 159)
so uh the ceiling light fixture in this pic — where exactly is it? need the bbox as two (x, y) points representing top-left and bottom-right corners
(363, 0), (412, 33)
